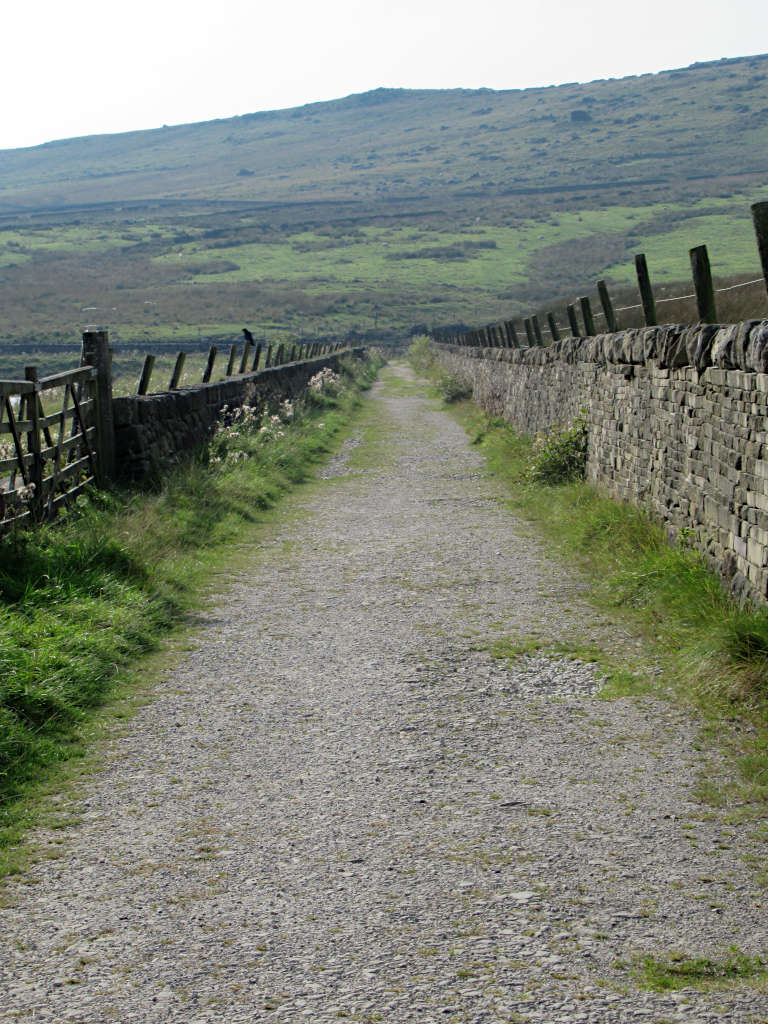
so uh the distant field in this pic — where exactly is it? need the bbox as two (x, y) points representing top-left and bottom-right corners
(1, 185), (767, 375)
(0, 54), (767, 363)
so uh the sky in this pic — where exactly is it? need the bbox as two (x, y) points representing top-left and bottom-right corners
(2, 0), (767, 151)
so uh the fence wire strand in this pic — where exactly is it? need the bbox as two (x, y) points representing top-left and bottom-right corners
(450, 271), (767, 343)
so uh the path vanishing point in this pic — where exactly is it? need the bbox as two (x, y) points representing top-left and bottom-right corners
(1, 364), (766, 1023)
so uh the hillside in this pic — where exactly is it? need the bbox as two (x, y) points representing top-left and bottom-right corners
(0, 53), (767, 362)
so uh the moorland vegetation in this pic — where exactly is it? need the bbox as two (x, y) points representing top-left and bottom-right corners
(0, 54), (767, 378)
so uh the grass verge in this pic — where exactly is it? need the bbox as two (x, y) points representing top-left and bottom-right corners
(0, 352), (383, 871)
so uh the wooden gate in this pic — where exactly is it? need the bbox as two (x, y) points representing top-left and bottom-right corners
(0, 365), (99, 532)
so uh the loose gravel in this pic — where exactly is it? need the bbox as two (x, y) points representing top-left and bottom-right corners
(1, 365), (766, 1024)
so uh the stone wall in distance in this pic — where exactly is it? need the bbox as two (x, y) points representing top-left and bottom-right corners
(112, 350), (363, 481)
(433, 321), (768, 604)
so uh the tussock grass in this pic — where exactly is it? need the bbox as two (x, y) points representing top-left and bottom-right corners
(0, 352), (383, 862)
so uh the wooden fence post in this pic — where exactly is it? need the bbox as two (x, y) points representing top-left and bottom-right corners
(81, 329), (115, 482)
(265, 344), (273, 368)
(752, 201), (768, 297)
(505, 321), (520, 348)
(580, 296), (596, 337)
(202, 346), (217, 383)
(225, 344), (238, 376)
(24, 367), (43, 520)
(635, 253), (657, 326)
(523, 318), (535, 346)
(137, 354), (155, 395)
(239, 340), (253, 373)
(567, 304), (580, 337)
(689, 244), (717, 324)
(169, 352), (186, 389)
(547, 313), (560, 342)
(252, 344), (262, 371)
(530, 315), (544, 346)
(597, 280), (618, 332)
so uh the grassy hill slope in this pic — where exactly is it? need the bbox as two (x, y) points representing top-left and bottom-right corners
(0, 53), (767, 367)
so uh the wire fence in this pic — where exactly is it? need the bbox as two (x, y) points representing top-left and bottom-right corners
(607, 277), (766, 318)
(437, 201), (768, 348)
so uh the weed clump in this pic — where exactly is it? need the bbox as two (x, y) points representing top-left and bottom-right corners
(435, 374), (472, 404)
(529, 411), (588, 484)
(407, 335), (436, 375)
(635, 950), (766, 991)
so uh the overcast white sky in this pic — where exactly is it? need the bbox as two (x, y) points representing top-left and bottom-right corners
(2, 0), (766, 151)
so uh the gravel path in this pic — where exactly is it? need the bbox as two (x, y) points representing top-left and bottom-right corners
(1, 364), (767, 1023)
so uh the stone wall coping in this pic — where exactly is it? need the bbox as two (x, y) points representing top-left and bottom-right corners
(435, 321), (768, 373)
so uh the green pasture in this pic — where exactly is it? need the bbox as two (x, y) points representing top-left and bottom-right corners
(148, 188), (768, 296)
(0, 179), (767, 353)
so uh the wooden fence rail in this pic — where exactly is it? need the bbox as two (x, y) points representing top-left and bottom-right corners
(437, 200), (768, 349)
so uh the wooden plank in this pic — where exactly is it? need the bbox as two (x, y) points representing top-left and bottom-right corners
(39, 366), (96, 389)
(0, 451), (33, 473)
(3, 397), (30, 486)
(42, 452), (92, 489)
(81, 329), (114, 485)
(43, 382), (71, 515)
(25, 367), (43, 520)
(38, 427), (96, 464)
(36, 393), (54, 451)
(50, 478), (92, 512)
(0, 381), (35, 397)
(30, 400), (95, 431)
(3, 400), (94, 435)
(0, 506), (32, 530)
(0, 417), (34, 434)
(70, 386), (98, 481)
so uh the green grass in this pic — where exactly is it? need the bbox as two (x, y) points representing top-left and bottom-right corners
(633, 950), (767, 992)
(0, 351), (383, 870)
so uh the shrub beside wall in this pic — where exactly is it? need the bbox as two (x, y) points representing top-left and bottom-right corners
(433, 321), (768, 604)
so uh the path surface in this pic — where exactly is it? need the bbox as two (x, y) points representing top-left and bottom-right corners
(1, 365), (766, 1024)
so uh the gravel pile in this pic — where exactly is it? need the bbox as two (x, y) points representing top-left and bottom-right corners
(1, 364), (766, 1023)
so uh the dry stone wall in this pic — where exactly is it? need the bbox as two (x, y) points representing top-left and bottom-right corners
(433, 321), (768, 603)
(112, 350), (363, 481)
